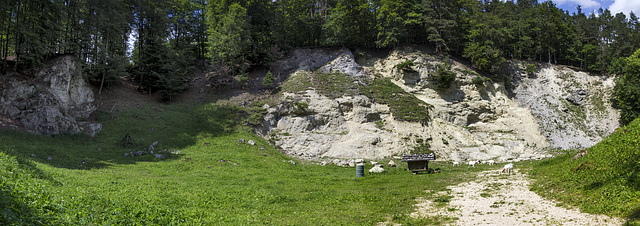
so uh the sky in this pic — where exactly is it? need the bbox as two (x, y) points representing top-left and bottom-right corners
(551, 0), (640, 17)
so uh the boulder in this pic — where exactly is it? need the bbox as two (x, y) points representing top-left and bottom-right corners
(0, 55), (101, 136)
(369, 164), (385, 173)
(317, 49), (364, 77)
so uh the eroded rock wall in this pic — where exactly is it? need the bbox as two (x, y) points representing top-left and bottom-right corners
(261, 47), (619, 162)
(509, 62), (619, 149)
(0, 55), (101, 137)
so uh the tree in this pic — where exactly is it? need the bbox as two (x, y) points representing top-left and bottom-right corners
(614, 49), (640, 125)
(262, 70), (274, 88)
(462, 2), (506, 72)
(375, 0), (413, 48)
(323, 0), (376, 47)
(207, 3), (252, 73)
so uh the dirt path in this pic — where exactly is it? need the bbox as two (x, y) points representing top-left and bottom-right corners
(411, 169), (623, 225)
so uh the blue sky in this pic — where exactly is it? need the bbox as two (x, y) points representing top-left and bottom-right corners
(551, 0), (640, 17)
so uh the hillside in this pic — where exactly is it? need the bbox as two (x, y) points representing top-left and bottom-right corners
(0, 47), (633, 225)
(530, 117), (640, 224)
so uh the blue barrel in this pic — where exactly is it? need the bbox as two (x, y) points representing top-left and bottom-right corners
(356, 164), (364, 177)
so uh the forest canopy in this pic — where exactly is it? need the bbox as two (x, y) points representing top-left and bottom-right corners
(2, 0), (640, 118)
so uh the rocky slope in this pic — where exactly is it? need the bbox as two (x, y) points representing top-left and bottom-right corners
(260, 46), (619, 162)
(0, 55), (101, 137)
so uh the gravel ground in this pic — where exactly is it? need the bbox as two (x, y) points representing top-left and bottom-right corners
(410, 169), (623, 225)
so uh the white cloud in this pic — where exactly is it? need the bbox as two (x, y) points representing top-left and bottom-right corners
(609, 0), (640, 16)
(552, 0), (601, 9)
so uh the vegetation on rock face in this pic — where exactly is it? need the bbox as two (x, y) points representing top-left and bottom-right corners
(530, 117), (640, 225)
(395, 60), (416, 71)
(360, 77), (432, 124)
(471, 75), (492, 87)
(281, 71), (359, 98)
(434, 63), (456, 90)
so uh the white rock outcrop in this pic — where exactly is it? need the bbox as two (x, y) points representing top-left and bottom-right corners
(0, 55), (101, 136)
(261, 46), (618, 162)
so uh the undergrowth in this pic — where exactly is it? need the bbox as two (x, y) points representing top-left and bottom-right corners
(530, 117), (640, 225)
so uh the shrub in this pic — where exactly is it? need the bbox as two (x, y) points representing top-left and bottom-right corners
(395, 60), (415, 71)
(263, 70), (274, 88)
(472, 76), (491, 86)
(435, 63), (456, 90)
(525, 63), (537, 77)
(238, 73), (249, 84)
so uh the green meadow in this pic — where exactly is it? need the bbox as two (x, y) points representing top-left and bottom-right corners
(1, 103), (494, 225)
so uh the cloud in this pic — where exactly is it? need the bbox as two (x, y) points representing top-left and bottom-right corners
(609, 0), (640, 16)
(552, 0), (601, 9)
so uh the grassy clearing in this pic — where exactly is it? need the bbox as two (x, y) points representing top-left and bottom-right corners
(1, 102), (491, 225)
(530, 117), (640, 225)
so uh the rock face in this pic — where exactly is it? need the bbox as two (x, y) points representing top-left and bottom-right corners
(317, 49), (364, 77)
(263, 90), (405, 159)
(0, 55), (101, 136)
(509, 63), (619, 149)
(260, 46), (619, 161)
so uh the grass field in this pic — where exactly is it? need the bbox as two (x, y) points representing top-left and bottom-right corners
(1, 102), (502, 225)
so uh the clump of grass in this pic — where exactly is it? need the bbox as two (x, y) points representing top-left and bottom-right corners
(410, 143), (432, 154)
(530, 117), (640, 225)
(360, 77), (432, 124)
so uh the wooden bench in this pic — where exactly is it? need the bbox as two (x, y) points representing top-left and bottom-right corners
(402, 153), (436, 174)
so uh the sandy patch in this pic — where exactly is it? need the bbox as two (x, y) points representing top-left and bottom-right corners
(411, 169), (623, 225)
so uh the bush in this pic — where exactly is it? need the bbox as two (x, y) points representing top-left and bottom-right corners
(263, 70), (274, 88)
(395, 60), (415, 71)
(472, 76), (491, 86)
(525, 63), (537, 77)
(435, 63), (456, 90)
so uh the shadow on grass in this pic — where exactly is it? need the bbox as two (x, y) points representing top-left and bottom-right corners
(0, 189), (50, 225)
(0, 103), (244, 170)
(0, 151), (60, 225)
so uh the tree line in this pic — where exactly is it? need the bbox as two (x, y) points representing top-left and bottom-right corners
(2, 0), (640, 111)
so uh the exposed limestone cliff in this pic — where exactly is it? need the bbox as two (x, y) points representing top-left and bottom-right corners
(261, 47), (618, 162)
(0, 55), (101, 137)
